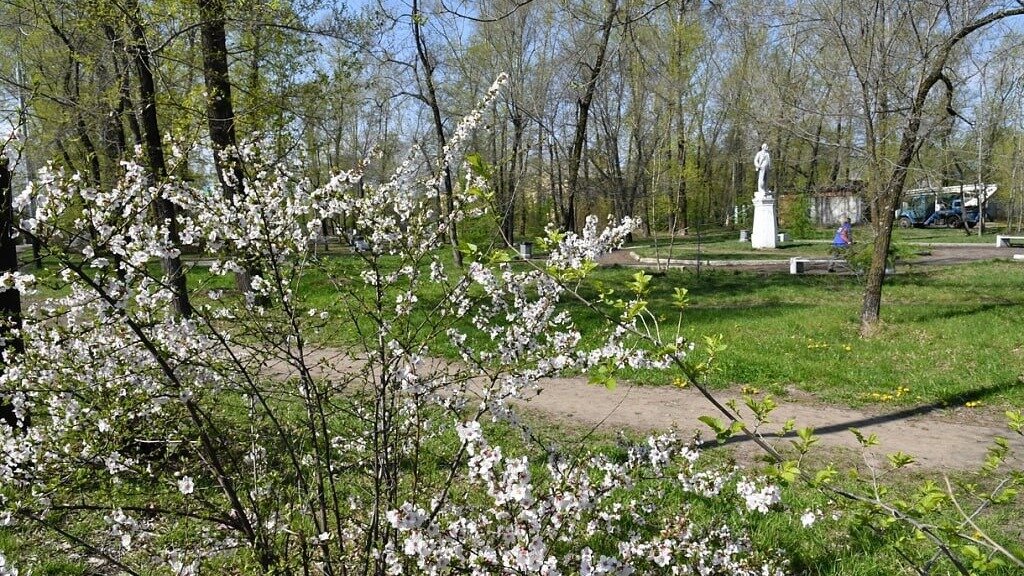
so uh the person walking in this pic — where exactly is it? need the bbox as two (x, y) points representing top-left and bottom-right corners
(827, 217), (852, 272)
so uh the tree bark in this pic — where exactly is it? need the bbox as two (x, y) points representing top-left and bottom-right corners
(199, 0), (244, 198)
(564, 0), (618, 233)
(413, 0), (463, 266)
(126, 0), (192, 318)
(0, 157), (26, 430)
(198, 0), (257, 295)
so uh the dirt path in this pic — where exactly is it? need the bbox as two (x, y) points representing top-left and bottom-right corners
(277, 347), (1022, 471)
(575, 244), (1023, 469)
(597, 243), (1022, 273)
(514, 376), (1022, 470)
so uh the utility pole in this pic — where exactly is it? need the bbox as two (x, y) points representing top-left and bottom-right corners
(977, 64), (986, 236)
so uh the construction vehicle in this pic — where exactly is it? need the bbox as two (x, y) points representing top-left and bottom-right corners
(922, 199), (985, 228)
(895, 184), (996, 228)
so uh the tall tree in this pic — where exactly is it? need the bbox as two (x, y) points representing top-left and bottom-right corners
(0, 154), (24, 430)
(125, 0), (193, 318)
(562, 0), (618, 233)
(413, 0), (463, 266)
(812, 0), (1024, 335)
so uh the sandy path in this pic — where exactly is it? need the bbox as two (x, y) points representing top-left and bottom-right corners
(514, 376), (1022, 470)
(598, 243), (1023, 272)
(271, 347), (1022, 471)
(579, 245), (1023, 468)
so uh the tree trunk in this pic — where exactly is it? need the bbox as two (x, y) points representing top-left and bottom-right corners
(126, 0), (192, 318)
(564, 0), (618, 233)
(503, 113), (525, 246)
(0, 157), (26, 430)
(198, 0), (256, 294)
(860, 107), (924, 334)
(413, 0), (462, 267)
(674, 120), (688, 235)
(199, 0), (244, 198)
(807, 117), (823, 191)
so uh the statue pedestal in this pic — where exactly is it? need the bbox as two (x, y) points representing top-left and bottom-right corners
(751, 196), (777, 249)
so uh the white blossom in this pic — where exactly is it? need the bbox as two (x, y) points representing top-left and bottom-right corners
(177, 476), (195, 495)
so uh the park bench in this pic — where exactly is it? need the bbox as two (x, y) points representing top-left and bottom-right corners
(790, 253), (864, 276)
(789, 257), (830, 274)
(995, 235), (1024, 247)
(789, 257), (856, 274)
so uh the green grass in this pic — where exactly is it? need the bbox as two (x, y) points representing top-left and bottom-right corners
(573, 260), (1024, 409)
(31, 240), (1024, 411)
(632, 239), (835, 260)
(181, 244), (1022, 410)
(628, 224), (1010, 261)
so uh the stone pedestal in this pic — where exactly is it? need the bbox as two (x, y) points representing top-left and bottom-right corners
(751, 196), (778, 249)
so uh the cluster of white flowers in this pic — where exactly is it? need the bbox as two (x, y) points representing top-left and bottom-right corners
(0, 76), (800, 575)
(382, 427), (788, 574)
(544, 215), (636, 273)
(0, 552), (17, 576)
(736, 479), (783, 514)
(0, 271), (35, 293)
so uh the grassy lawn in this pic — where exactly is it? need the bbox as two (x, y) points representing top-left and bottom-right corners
(10, 247), (1023, 575)
(628, 224), (1010, 261)
(572, 260), (1024, 409)
(177, 246), (1023, 410)
(33, 240), (1024, 411)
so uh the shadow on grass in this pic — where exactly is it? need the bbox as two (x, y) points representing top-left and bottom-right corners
(905, 300), (1022, 322)
(720, 378), (1021, 448)
(664, 268), (860, 299)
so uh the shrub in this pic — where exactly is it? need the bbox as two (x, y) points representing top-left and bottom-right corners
(0, 77), (791, 575)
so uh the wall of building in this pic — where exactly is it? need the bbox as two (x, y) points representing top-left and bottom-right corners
(810, 195), (864, 225)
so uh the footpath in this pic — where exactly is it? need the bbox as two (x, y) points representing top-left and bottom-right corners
(271, 347), (1023, 471)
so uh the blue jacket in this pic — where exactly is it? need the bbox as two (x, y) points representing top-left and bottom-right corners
(832, 223), (851, 247)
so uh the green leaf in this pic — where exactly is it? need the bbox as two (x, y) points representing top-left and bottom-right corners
(1007, 410), (1023, 434)
(914, 480), (946, 512)
(887, 451), (916, 469)
(696, 416), (742, 443)
(813, 466), (837, 486)
(627, 271), (652, 296)
(744, 395), (777, 423)
(779, 418), (796, 436)
(990, 487), (1017, 504)
(850, 428), (879, 447)
(698, 415), (726, 435)
(488, 250), (513, 264)
(672, 287), (690, 310)
(465, 152), (493, 178)
(982, 436), (1009, 473)
(588, 363), (617, 390)
(771, 460), (800, 484)
(790, 427), (818, 454)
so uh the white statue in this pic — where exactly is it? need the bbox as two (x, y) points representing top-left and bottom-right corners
(753, 143), (771, 199)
